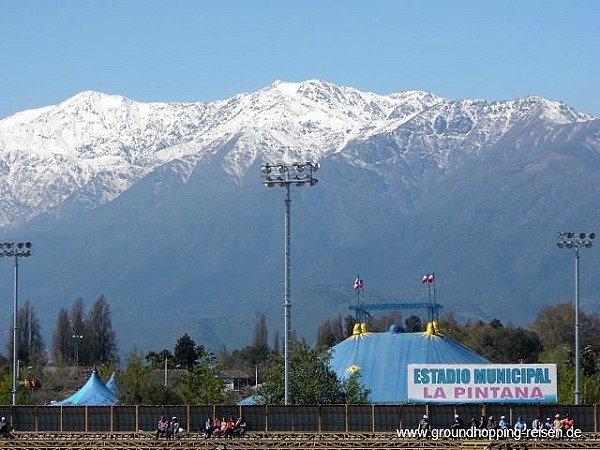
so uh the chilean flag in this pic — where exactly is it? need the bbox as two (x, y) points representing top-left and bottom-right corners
(354, 275), (364, 290)
(422, 273), (435, 284)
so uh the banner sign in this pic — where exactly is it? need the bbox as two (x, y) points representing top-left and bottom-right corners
(407, 364), (557, 404)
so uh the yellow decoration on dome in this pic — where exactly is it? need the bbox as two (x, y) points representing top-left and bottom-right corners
(348, 364), (361, 374)
(352, 322), (370, 336)
(424, 321), (439, 336)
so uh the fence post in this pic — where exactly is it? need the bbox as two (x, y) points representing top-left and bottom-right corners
(371, 404), (375, 433)
(265, 405), (269, 432)
(345, 404), (348, 433)
(318, 405), (322, 432)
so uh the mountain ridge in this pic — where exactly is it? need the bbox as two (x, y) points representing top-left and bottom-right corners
(0, 81), (594, 229)
(0, 80), (598, 356)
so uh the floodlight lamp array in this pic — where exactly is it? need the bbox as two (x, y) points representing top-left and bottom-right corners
(0, 242), (33, 257)
(556, 232), (595, 249)
(261, 162), (319, 188)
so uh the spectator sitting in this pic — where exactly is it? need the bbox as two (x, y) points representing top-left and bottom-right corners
(168, 416), (181, 439)
(532, 415), (543, 430)
(563, 413), (574, 431)
(451, 414), (464, 430)
(233, 416), (247, 437)
(203, 417), (214, 438)
(544, 417), (553, 430)
(219, 417), (228, 437)
(212, 417), (222, 437)
(553, 414), (563, 431)
(156, 416), (169, 439)
(467, 416), (478, 429)
(417, 414), (430, 438)
(223, 417), (235, 438)
(514, 416), (527, 432)
(498, 415), (509, 430)
(477, 415), (487, 430)
(0, 417), (12, 438)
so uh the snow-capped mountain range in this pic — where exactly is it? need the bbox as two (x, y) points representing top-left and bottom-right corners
(0, 80), (599, 355)
(0, 79), (593, 229)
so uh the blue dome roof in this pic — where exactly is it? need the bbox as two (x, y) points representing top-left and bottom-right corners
(329, 331), (489, 403)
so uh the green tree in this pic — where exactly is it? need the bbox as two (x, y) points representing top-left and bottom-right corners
(7, 300), (46, 366)
(116, 348), (179, 405)
(271, 330), (280, 356)
(316, 319), (337, 348)
(343, 315), (356, 338)
(532, 303), (600, 403)
(51, 308), (72, 364)
(440, 316), (542, 363)
(316, 316), (347, 347)
(257, 342), (369, 404)
(252, 314), (268, 348)
(405, 315), (422, 332)
(340, 372), (370, 404)
(174, 333), (199, 369)
(0, 369), (34, 405)
(145, 349), (173, 369)
(174, 347), (223, 404)
(81, 296), (119, 366)
(531, 302), (600, 351)
(473, 324), (542, 363)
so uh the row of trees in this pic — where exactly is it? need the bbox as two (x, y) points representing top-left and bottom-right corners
(1, 296), (599, 405)
(3, 295), (119, 369)
(52, 296), (119, 366)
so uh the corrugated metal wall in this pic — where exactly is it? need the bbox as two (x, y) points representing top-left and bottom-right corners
(0, 404), (597, 433)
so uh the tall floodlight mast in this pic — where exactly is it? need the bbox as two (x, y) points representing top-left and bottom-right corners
(556, 232), (595, 405)
(260, 162), (319, 405)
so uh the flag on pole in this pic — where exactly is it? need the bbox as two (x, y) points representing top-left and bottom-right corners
(353, 275), (364, 290)
(428, 273), (435, 284)
(421, 274), (429, 284)
(422, 273), (435, 284)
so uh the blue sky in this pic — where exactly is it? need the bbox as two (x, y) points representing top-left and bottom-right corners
(1, 0), (599, 119)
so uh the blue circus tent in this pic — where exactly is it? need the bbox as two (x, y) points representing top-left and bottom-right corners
(53, 370), (118, 406)
(105, 372), (118, 394)
(328, 324), (489, 404)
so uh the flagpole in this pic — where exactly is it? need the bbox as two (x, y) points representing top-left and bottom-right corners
(356, 278), (361, 322)
(432, 273), (436, 320)
(360, 280), (367, 323)
(428, 282), (432, 322)
(354, 275), (364, 322)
